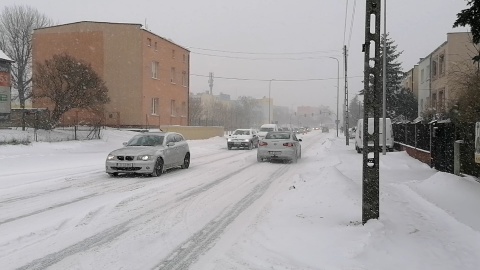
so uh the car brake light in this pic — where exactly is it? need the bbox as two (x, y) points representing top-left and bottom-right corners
(259, 141), (268, 146)
(283, 142), (294, 147)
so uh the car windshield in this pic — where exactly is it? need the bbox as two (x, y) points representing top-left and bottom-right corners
(260, 127), (274, 132)
(233, 130), (250, 135)
(265, 132), (291, 139)
(127, 135), (164, 146)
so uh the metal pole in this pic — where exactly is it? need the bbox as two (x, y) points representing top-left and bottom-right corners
(382, 0), (387, 155)
(268, 79), (272, 124)
(334, 58), (340, 138)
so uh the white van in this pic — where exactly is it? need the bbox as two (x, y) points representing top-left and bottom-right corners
(257, 124), (279, 140)
(355, 118), (394, 153)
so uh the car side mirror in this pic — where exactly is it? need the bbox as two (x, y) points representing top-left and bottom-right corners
(299, 139), (303, 142)
(167, 142), (175, 147)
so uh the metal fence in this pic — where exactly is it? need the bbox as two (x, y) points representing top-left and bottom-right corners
(393, 121), (480, 177)
(392, 123), (430, 151)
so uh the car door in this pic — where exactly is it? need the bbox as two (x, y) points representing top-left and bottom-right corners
(293, 133), (301, 156)
(164, 134), (177, 167)
(252, 129), (259, 146)
(174, 134), (187, 165)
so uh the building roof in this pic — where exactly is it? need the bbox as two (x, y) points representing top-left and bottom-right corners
(0, 49), (14, 62)
(34, 21), (189, 52)
(34, 21), (142, 31)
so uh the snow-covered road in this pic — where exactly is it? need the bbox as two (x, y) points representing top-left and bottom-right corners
(1, 129), (479, 270)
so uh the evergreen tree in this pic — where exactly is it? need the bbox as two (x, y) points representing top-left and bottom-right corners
(361, 33), (417, 121)
(454, 0), (480, 45)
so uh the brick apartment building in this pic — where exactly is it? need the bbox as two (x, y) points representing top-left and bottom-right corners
(32, 21), (190, 128)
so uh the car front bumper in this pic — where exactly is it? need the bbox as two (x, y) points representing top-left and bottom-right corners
(228, 141), (250, 148)
(105, 160), (156, 174)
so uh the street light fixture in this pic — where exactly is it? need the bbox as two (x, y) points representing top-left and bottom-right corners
(324, 56), (340, 137)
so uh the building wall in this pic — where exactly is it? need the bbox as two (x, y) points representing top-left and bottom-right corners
(445, 32), (478, 102)
(32, 21), (189, 127)
(401, 65), (419, 98)
(431, 42), (448, 112)
(417, 56), (431, 116)
(141, 30), (189, 127)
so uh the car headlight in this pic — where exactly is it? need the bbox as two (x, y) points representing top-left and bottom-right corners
(107, 154), (115, 160)
(137, 155), (153, 161)
(227, 138), (232, 142)
(243, 139), (250, 142)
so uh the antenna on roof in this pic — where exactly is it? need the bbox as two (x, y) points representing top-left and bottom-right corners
(144, 18), (148, 30)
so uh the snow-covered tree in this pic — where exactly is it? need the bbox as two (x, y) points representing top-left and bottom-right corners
(33, 54), (110, 128)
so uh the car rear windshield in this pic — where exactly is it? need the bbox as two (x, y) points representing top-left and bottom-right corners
(265, 133), (291, 139)
(127, 135), (164, 146)
(233, 130), (250, 135)
(260, 127), (274, 132)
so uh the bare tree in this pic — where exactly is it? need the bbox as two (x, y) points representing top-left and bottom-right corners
(0, 5), (52, 109)
(33, 54), (110, 128)
(188, 95), (203, 126)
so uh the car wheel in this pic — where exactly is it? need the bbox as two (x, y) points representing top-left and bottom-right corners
(248, 141), (253, 150)
(228, 145), (232, 150)
(151, 158), (164, 177)
(181, 153), (190, 169)
(257, 155), (263, 162)
(108, 172), (118, 177)
(292, 151), (298, 163)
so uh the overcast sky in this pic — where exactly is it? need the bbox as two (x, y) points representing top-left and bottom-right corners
(2, 0), (470, 112)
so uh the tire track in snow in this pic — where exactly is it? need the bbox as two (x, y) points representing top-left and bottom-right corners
(153, 165), (289, 270)
(13, 160), (259, 269)
(0, 194), (97, 226)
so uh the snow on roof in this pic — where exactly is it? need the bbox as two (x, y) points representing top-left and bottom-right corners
(0, 49), (14, 62)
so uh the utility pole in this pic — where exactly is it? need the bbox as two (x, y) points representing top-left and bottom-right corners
(362, 0), (381, 224)
(344, 45), (349, 145)
(208, 72), (214, 95)
(382, 0), (387, 155)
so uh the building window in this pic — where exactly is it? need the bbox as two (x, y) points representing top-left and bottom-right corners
(182, 71), (187, 86)
(154, 42), (158, 51)
(181, 101), (186, 116)
(172, 49), (175, 59)
(432, 60), (437, 77)
(426, 65), (430, 81)
(152, 61), (159, 79)
(439, 54), (445, 75)
(171, 100), (176, 116)
(147, 38), (151, 47)
(171, 67), (176, 83)
(439, 90), (444, 110)
(432, 93), (437, 109)
(152, 98), (159, 115)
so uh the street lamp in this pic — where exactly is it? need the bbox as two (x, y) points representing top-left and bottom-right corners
(324, 56), (340, 137)
(268, 79), (274, 124)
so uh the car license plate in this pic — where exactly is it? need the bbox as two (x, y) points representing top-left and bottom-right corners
(234, 142), (241, 145)
(269, 151), (281, 155)
(116, 163), (133, 167)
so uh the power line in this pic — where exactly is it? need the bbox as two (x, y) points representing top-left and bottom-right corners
(190, 51), (342, 61)
(190, 73), (364, 82)
(187, 46), (341, 55)
(347, 0), (358, 50)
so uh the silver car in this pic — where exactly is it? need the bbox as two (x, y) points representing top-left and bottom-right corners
(257, 131), (302, 163)
(105, 132), (190, 177)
